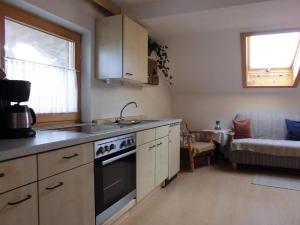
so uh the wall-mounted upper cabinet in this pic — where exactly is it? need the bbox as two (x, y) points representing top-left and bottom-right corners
(96, 15), (148, 84)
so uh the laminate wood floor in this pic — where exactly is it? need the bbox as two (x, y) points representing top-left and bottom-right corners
(120, 165), (300, 225)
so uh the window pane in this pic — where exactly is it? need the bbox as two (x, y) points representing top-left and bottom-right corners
(5, 19), (74, 69)
(4, 19), (78, 114)
(249, 32), (300, 69)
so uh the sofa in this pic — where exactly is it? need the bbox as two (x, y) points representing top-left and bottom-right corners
(229, 113), (300, 169)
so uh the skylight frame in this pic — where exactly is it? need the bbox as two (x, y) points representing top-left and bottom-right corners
(241, 28), (300, 88)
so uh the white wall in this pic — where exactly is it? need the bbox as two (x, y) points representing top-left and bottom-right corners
(167, 29), (300, 130)
(5, 0), (172, 121)
(173, 92), (300, 130)
(92, 79), (172, 119)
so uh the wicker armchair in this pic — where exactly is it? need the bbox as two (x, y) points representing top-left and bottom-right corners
(181, 121), (216, 171)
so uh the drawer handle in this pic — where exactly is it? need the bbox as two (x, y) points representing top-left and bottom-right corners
(46, 182), (64, 190)
(0, 172), (5, 178)
(8, 195), (31, 206)
(125, 72), (133, 76)
(156, 143), (162, 146)
(149, 145), (156, 150)
(62, 153), (78, 159)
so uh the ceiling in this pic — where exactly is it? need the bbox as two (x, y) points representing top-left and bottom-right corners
(113, 0), (300, 93)
(113, 0), (162, 4)
(113, 0), (271, 19)
(113, 0), (300, 40)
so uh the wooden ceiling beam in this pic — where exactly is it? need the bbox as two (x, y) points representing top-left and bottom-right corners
(94, 0), (121, 15)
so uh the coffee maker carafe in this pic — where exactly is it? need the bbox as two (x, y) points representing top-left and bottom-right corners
(0, 80), (36, 138)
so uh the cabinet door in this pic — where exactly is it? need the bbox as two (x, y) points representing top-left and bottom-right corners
(155, 136), (169, 186)
(169, 124), (180, 179)
(96, 15), (123, 79)
(136, 141), (156, 201)
(39, 163), (95, 225)
(0, 183), (38, 225)
(123, 15), (148, 83)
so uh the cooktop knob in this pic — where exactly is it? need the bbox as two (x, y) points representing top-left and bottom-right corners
(96, 146), (104, 155)
(110, 144), (116, 150)
(120, 141), (126, 148)
(104, 146), (109, 152)
(127, 139), (131, 145)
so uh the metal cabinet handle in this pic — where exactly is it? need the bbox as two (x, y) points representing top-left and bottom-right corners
(156, 142), (162, 146)
(125, 73), (133, 76)
(62, 153), (78, 159)
(0, 172), (5, 178)
(149, 145), (156, 150)
(46, 182), (64, 190)
(8, 195), (31, 206)
(102, 150), (136, 166)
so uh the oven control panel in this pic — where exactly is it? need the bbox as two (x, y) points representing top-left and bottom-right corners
(94, 133), (136, 159)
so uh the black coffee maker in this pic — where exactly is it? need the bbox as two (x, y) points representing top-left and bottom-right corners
(0, 79), (36, 138)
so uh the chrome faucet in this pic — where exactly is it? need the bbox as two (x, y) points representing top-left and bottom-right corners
(118, 101), (138, 122)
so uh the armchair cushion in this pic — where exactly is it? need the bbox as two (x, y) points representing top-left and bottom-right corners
(192, 142), (214, 155)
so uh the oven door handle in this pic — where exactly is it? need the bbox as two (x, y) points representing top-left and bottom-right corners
(102, 150), (136, 166)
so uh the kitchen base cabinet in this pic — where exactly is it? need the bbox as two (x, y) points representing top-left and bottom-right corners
(39, 163), (95, 225)
(137, 127), (170, 202)
(136, 141), (156, 202)
(168, 124), (180, 179)
(0, 183), (38, 225)
(155, 136), (169, 186)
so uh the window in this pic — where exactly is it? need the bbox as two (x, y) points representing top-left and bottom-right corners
(241, 30), (300, 88)
(0, 3), (81, 124)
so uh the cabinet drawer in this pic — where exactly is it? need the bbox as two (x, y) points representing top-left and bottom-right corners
(0, 183), (38, 225)
(0, 156), (37, 194)
(136, 128), (155, 146)
(156, 125), (169, 139)
(38, 143), (93, 179)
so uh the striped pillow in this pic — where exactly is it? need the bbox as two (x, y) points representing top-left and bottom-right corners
(233, 119), (252, 139)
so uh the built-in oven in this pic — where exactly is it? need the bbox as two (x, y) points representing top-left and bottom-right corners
(94, 133), (136, 225)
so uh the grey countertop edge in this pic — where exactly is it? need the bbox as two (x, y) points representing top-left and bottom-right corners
(0, 119), (182, 162)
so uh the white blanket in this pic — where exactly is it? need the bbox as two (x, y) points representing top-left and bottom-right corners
(232, 138), (300, 157)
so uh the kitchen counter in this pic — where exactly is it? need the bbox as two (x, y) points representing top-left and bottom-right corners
(0, 119), (181, 162)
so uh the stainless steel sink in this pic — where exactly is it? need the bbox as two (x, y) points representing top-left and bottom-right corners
(116, 119), (160, 126)
(140, 119), (160, 123)
(117, 120), (142, 126)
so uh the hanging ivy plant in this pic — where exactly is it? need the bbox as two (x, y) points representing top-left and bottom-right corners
(148, 37), (173, 85)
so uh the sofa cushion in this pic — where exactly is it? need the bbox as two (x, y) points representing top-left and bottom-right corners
(233, 119), (252, 139)
(286, 119), (300, 141)
(231, 138), (300, 157)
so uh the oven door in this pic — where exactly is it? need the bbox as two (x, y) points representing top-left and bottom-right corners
(94, 148), (136, 218)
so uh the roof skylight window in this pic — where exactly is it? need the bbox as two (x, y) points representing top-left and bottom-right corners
(241, 30), (300, 87)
